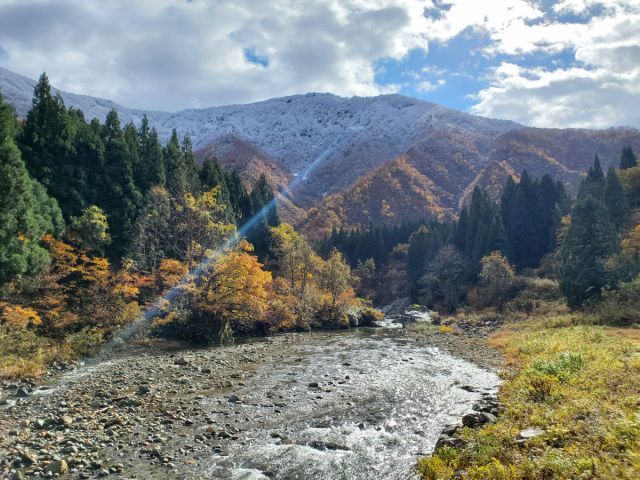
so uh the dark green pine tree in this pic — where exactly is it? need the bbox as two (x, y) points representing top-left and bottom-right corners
(182, 135), (201, 194)
(133, 116), (165, 192)
(247, 174), (280, 260)
(620, 145), (638, 170)
(579, 155), (606, 200)
(535, 174), (562, 252)
(225, 170), (253, 225)
(505, 171), (540, 269)
(499, 176), (517, 227)
(164, 130), (188, 196)
(604, 167), (630, 231)
(0, 93), (63, 285)
(464, 186), (507, 279)
(142, 126), (166, 190)
(101, 110), (142, 257)
(407, 224), (449, 300)
(123, 121), (142, 189)
(18, 72), (84, 218)
(560, 195), (618, 307)
(452, 207), (468, 252)
(73, 117), (106, 207)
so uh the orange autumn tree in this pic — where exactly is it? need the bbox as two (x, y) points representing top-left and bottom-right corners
(199, 239), (272, 335)
(9, 234), (140, 337)
(157, 239), (272, 343)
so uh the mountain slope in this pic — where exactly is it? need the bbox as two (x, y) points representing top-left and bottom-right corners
(3, 66), (640, 232)
(302, 156), (455, 235)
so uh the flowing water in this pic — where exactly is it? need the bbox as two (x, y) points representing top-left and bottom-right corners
(203, 328), (500, 479)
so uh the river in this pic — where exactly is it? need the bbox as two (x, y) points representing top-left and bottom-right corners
(0, 325), (500, 480)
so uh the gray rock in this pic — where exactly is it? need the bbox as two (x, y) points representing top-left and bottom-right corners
(480, 412), (498, 424)
(461, 413), (480, 428)
(518, 427), (543, 440)
(15, 386), (32, 398)
(435, 434), (464, 450)
(44, 459), (68, 474)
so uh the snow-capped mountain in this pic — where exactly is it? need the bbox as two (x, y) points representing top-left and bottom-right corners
(2, 66), (639, 233)
(0, 66), (517, 200)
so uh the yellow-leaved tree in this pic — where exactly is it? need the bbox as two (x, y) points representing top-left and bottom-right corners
(174, 186), (236, 264)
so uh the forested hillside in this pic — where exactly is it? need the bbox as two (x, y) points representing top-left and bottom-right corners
(3, 66), (640, 233)
(0, 74), (371, 378)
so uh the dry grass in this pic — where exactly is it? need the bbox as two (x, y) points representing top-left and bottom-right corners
(418, 309), (640, 480)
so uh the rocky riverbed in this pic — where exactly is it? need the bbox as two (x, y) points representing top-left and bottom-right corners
(1, 325), (501, 480)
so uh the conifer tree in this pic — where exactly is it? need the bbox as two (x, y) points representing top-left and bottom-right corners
(225, 170), (253, 225)
(200, 156), (233, 222)
(142, 125), (166, 190)
(164, 129), (188, 196)
(452, 207), (468, 252)
(101, 110), (142, 257)
(620, 145), (638, 170)
(464, 186), (507, 279)
(579, 154), (606, 200)
(19, 72), (83, 218)
(0, 93), (63, 285)
(505, 171), (540, 269)
(247, 174), (280, 260)
(182, 135), (201, 194)
(560, 195), (618, 307)
(604, 167), (630, 231)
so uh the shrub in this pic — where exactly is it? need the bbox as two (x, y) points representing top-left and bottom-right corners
(533, 352), (585, 382)
(597, 277), (640, 325)
(526, 372), (560, 402)
(417, 447), (459, 480)
(63, 328), (105, 358)
(467, 458), (518, 480)
(358, 307), (384, 327)
(0, 325), (50, 379)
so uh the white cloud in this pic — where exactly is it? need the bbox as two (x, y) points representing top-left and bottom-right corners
(0, 0), (432, 110)
(416, 78), (446, 92)
(471, 3), (640, 127)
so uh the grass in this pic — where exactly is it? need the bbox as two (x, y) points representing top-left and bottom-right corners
(418, 307), (640, 479)
(0, 325), (104, 379)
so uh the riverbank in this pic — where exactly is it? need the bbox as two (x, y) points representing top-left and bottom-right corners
(1, 325), (501, 480)
(418, 306), (640, 480)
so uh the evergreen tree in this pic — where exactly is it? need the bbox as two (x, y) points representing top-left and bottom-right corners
(407, 224), (449, 299)
(164, 129), (188, 196)
(247, 174), (280, 260)
(182, 135), (201, 194)
(579, 155), (606, 200)
(101, 110), (142, 257)
(464, 187), (507, 279)
(132, 116), (166, 191)
(560, 195), (618, 307)
(604, 167), (630, 231)
(505, 171), (540, 269)
(19, 72), (84, 218)
(452, 207), (468, 252)
(73, 117), (105, 207)
(0, 93), (63, 285)
(225, 170), (252, 225)
(620, 145), (638, 170)
(200, 155), (233, 222)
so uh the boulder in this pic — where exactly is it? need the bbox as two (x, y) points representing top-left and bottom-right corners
(44, 459), (68, 475)
(461, 413), (480, 428)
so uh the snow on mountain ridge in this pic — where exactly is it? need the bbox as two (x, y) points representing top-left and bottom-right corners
(0, 67), (519, 179)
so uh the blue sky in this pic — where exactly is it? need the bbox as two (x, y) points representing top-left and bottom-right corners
(0, 0), (638, 128)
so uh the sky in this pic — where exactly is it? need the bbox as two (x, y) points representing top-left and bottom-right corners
(0, 0), (638, 128)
